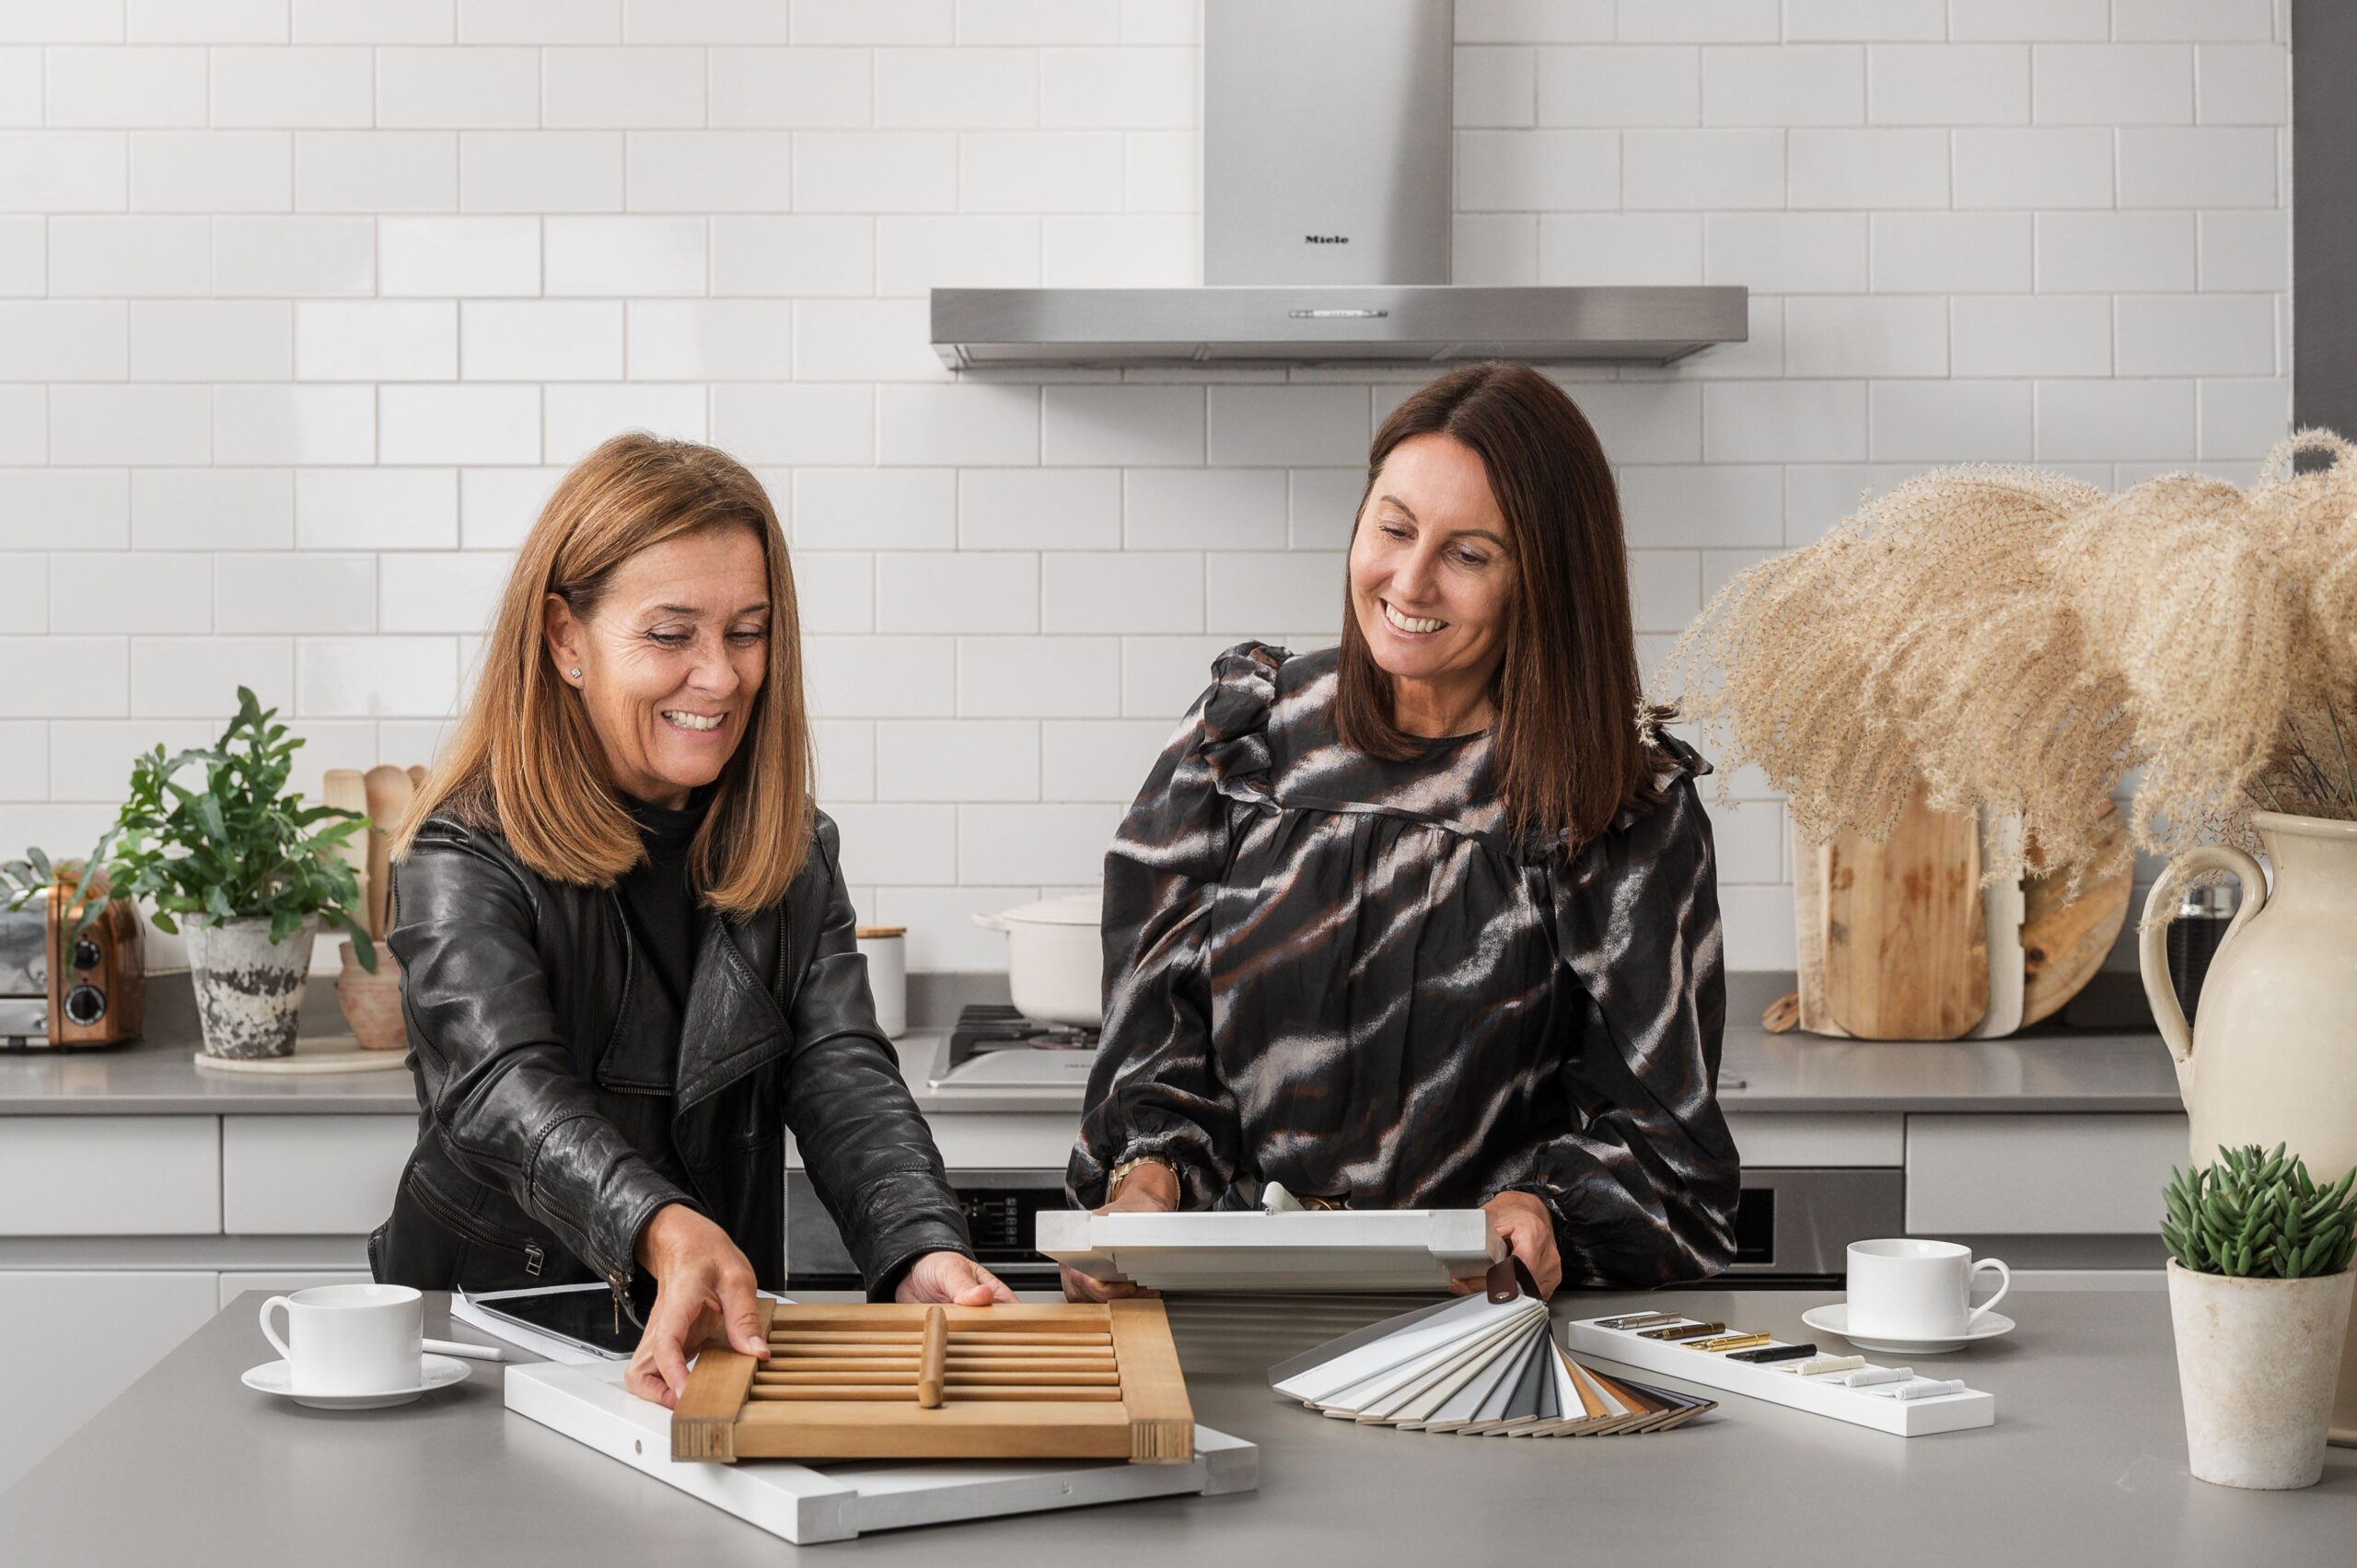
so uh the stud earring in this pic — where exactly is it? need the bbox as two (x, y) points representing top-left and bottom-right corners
(568, 668), (582, 680)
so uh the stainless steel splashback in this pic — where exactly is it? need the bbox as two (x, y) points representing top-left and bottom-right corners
(1202, 0), (1452, 286)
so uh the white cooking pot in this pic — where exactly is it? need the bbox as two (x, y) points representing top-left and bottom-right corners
(973, 892), (1102, 1029)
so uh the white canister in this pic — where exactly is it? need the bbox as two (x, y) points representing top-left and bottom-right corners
(856, 924), (907, 1039)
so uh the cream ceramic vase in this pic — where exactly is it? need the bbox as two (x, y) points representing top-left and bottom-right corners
(2141, 811), (2357, 1446)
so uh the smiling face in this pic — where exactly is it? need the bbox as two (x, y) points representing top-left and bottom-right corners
(542, 524), (772, 810)
(1347, 432), (1516, 732)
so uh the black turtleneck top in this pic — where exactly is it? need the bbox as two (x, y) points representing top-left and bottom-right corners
(618, 784), (714, 1012)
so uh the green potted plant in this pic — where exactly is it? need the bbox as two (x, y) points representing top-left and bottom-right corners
(1, 689), (375, 1060)
(2163, 1144), (2357, 1490)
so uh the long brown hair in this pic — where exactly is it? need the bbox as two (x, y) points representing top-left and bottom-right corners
(1337, 362), (1665, 849)
(395, 433), (814, 915)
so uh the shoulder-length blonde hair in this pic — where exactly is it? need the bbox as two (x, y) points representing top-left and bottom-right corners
(394, 433), (814, 915)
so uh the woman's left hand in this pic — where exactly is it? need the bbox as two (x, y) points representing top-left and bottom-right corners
(1448, 1191), (1563, 1300)
(895, 1250), (1019, 1306)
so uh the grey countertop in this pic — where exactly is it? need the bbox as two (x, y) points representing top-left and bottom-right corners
(0, 973), (2185, 1118)
(1, 1287), (2344, 1565)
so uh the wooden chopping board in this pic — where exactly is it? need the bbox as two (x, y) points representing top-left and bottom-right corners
(2019, 804), (2131, 1027)
(1819, 780), (1989, 1040)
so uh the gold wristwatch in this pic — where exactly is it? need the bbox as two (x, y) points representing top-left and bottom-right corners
(1107, 1154), (1177, 1199)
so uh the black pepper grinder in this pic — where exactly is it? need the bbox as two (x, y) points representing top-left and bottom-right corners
(2166, 882), (2238, 1025)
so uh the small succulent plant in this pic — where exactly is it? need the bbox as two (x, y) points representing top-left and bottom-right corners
(2163, 1144), (2357, 1281)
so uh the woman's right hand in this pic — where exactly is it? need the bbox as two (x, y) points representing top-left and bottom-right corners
(1061, 1161), (1178, 1302)
(625, 1202), (765, 1410)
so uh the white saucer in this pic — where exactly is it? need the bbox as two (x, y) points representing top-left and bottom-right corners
(1802, 1304), (2014, 1355)
(241, 1353), (471, 1410)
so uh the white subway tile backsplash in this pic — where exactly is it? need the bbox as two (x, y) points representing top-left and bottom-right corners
(294, 132), (456, 212)
(794, 551), (873, 633)
(1456, 45), (1535, 129)
(459, 465), (563, 547)
(130, 130), (291, 211)
(1785, 128), (1947, 209)
(1869, 378), (2035, 461)
(823, 803), (955, 884)
(959, 131), (1121, 213)
(0, 216), (41, 292)
(1703, 45), (1864, 127)
(0, 49), (36, 128)
(880, 383), (1038, 465)
(1124, 469), (1285, 552)
(1536, 46), (1697, 127)
(1120, 633), (1238, 718)
(214, 215), (375, 295)
(2037, 378), (2197, 462)
(0, 718), (43, 798)
(126, 633), (285, 714)
(1456, 1), (1612, 46)
(1784, 0), (1943, 40)
(1205, 552), (1341, 638)
(1702, 380), (1865, 463)
(959, 634), (1120, 717)
(210, 46), (373, 128)
(1617, 464), (1782, 549)
(2196, 43), (2287, 125)
(462, 300), (622, 380)
(0, 133), (126, 212)
(877, 215), (1036, 295)
(299, 1), (457, 44)
(377, 45), (537, 129)
(712, 383), (872, 464)
(873, 884), (1034, 970)
(1949, 296), (2108, 378)
(1454, 212), (1538, 285)
(1040, 716), (1167, 802)
(1042, 552), (1201, 633)
(793, 467), (953, 550)
(541, 45), (702, 128)
(0, 301), (127, 380)
(711, 47), (871, 128)
(2112, 1), (2275, 43)
(460, 131), (624, 212)
(1867, 44), (2028, 124)
(296, 635), (459, 715)
(961, 467), (1118, 551)
(379, 383), (537, 464)
(1949, 0), (2108, 41)
(1703, 212), (1866, 292)
(546, 215), (703, 295)
(126, 305), (287, 390)
(1783, 296), (1946, 377)
(1869, 213), (2030, 293)
(51, 385), (210, 466)
(808, 714), (874, 799)
(0, 638), (126, 719)
(2033, 43), (2193, 125)
(806, 633), (955, 717)
(877, 46), (1034, 129)
(0, 469), (129, 551)
(796, 132), (958, 213)
(714, 214), (874, 296)
(2037, 212), (2197, 293)
(542, 382), (707, 462)
(627, 131), (795, 214)
(875, 551), (1037, 633)
(296, 467), (459, 550)
(2200, 211), (2287, 291)
(296, 301), (459, 381)
(958, 801), (1121, 884)
(213, 383), (374, 464)
(379, 549), (512, 632)
(1040, 46), (1193, 129)
(1206, 387), (1366, 468)
(1952, 128), (2112, 207)
(1040, 384), (1196, 466)
(878, 719), (1039, 800)
(2197, 377), (2290, 461)
(133, 468), (294, 551)
(0, 386), (44, 463)
(2119, 127), (2278, 209)
(793, 297), (944, 381)
(44, 46), (208, 128)
(1039, 214), (1196, 287)
(627, 300), (795, 381)
(215, 551), (373, 633)
(793, 0), (952, 47)
(1457, 130), (1618, 210)
(2114, 293), (2276, 377)
(48, 215), (212, 296)
(1614, 0), (1777, 44)
(52, 551), (210, 633)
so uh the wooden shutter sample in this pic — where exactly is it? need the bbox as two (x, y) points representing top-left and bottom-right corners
(672, 1300), (1194, 1464)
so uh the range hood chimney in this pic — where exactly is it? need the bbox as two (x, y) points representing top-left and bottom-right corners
(931, 0), (1747, 370)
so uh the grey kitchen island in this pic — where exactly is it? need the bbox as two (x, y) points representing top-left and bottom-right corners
(1, 1287), (2348, 1565)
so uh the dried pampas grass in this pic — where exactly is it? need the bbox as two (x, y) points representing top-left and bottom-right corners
(1657, 431), (2357, 892)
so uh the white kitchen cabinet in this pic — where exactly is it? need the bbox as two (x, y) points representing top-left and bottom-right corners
(1905, 1113), (2189, 1235)
(0, 1270), (218, 1494)
(216, 1271), (373, 1310)
(222, 1115), (413, 1235)
(1724, 1112), (1902, 1167)
(0, 1117), (220, 1236)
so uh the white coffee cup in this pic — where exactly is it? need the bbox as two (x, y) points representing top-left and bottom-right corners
(1845, 1238), (2010, 1340)
(259, 1283), (424, 1395)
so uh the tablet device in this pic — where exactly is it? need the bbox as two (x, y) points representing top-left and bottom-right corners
(462, 1283), (639, 1361)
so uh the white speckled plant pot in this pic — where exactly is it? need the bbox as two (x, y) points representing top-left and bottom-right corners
(184, 914), (318, 1060)
(2167, 1259), (2356, 1490)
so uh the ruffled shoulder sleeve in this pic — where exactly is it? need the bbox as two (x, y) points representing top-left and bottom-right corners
(1195, 640), (1286, 806)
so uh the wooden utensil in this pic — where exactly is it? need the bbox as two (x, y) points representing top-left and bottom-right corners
(673, 1301), (1193, 1465)
(2019, 804), (2132, 1026)
(407, 764), (427, 790)
(1820, 778), (1989, 1040)
(322, 769), (370, 934)
(362, 765), (414, 940)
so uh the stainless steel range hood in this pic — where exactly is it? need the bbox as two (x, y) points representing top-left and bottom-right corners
(930, 0), (1747, 372)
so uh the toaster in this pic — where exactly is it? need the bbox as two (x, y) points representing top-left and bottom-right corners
(0, 889), (145, 1050)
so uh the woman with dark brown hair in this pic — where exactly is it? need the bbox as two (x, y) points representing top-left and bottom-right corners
(373, 434), (1010, 1411)
(1064, 363), (1739, 1299)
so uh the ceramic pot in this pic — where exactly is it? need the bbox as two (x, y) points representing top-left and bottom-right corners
(335, 939), (406, 1052)
(2166, 1260), (2355, 1489)
(2141, 811), (2357, 1445)
(184, 914), (317, 1060)
(972, 892), (1101, 1029)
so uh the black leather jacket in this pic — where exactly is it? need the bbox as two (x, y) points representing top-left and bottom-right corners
(367, 807), (971, 1316)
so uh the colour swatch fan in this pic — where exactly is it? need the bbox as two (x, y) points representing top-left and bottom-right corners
(1267, 1292), (1714, 1436)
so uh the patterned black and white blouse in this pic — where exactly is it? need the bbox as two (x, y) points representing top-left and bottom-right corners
(1068, 642), (1740, 1289)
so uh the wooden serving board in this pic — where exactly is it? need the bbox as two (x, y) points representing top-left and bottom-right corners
(672, 1301), (1194, 1466)
(1820, 779), (1989, 1040)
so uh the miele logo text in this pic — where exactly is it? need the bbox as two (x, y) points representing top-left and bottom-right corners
(1304, 234), (1349, 245)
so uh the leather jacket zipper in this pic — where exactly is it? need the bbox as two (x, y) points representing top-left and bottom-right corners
(407, 1172), (549, 1278)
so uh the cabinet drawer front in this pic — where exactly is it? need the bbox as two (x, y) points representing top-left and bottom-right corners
(223, 1116), (415, 1236)
(0, 1118), (220, 1236)
(1906, 1113), (2189, 1235)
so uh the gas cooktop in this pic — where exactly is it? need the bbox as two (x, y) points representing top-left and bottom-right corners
(927, 1005), (1100, 1089)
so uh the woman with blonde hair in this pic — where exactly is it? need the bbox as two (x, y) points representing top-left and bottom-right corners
(372, 434), (1009, 1409)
